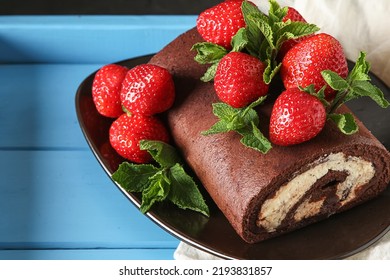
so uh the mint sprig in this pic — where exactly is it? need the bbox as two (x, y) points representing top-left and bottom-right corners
(202, 97), (272, 153)
(302, 51), (389, 135)
(245, 0), (319, 84)
(112, 140), (210, 217)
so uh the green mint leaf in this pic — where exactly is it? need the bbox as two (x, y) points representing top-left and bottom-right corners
(348, 51), (371, 82)
(244, 1), (319, 84)
(201, 119), (231, 135)
(315, 86), (330, 107)
(140, 140), (182, 168)
(112, 162), (160, 193)
(238, 121), (272, 154)
(263, 59), (281, 84)
(211, 102), (239, 121)
(299, 84), (317, 94)
(300, 85), (330, 107)
(348, 80), (390, 108)
(113, 142), (210, 216)
(191, 42), (228, 65)
(202, 97), (267, 135)
(268, 0), (287, 23)
(140, 170), (171, 214)
(201, 103), (247, 135)
(203, 97), (271, 154)
(200, 62), (218, 82)
(231, 27), (249, 52)
(238, 106), (259, 128)
(275, 21), (320, 50)
(248, 13), (275, 51)
(321, 70), (350, 91)
(325, 51), (389, 113)
(328, 113), (359, 135)
(242, 1), (266, 57)
(247, 95), (268, 110)
(168, 163), (210, 217)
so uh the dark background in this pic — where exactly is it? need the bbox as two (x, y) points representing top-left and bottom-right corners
(1, 0), (221, 15)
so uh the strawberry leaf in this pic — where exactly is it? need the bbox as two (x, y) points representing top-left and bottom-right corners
(328, 113), (359, 135)
(168, 164), (210, 217)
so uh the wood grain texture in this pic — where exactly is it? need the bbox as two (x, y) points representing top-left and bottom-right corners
(0, 16), (189, 259)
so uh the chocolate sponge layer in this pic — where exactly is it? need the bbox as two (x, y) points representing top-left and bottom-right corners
(149, 28), (390, 243)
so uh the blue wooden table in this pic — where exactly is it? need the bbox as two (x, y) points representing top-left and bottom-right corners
(0, 15), (197, 260)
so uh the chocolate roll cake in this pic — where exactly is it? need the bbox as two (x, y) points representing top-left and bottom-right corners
(149, 28), (390, 243)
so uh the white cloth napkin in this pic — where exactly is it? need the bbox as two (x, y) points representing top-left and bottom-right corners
(174, 0), (390, 260)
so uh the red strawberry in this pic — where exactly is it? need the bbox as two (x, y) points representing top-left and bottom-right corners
(92, 64), (128, 118)
(269, 87), (326, 146)
(284, 6), (306, 22)
(278, 7), (310, 59)
(120, 64), (175, 116)
(281, 33), (348, 99)
(214, 52), (269, 108)
(109, 113), (170, 163)
(196, 1), (246, 49)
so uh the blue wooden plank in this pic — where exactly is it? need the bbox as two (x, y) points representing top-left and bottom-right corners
(0, 249), (176, 260)
(0, 150), (179, 249)
(0, 64), (102, 148)
(0, 16), (196, 64)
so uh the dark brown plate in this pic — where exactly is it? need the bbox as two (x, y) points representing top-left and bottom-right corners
(75, 54), (390, 260)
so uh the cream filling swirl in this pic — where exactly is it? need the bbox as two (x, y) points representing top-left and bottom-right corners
(257, 152), (375, 232)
